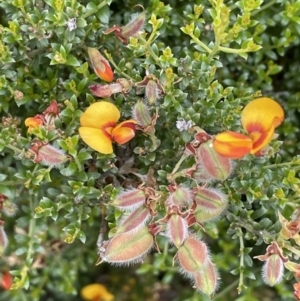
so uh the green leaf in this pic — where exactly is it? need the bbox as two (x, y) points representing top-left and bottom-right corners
(66, 55), (81, 67)
(96, 5), (110, 24)
(0, 174), (7, 182)
(77, 152), (92, 162)
(77, 78), (89, 91)
(77, 230), (86, 243)
(60, 162), (78, 176)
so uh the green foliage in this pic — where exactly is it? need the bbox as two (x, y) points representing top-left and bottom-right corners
(0, 0), (300, 300)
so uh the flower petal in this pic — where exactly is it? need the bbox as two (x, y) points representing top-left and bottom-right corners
(213, 131), (253, 159)
(249, 125), (276, 155)
(79, 127), (113, 154)
(241, 97), (284, 135)
(25, 115), (44, 128)
(88, 48), (114, 82)
(112, 119), (137, 145)
(80, 101), (120, 129)
(81, 283), (114, 301)
(241, 98), (284, 154)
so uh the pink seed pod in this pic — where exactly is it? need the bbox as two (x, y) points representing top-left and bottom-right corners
(167, 214), (189, 248)
(177, 237), (209, 273)
(166, 186), (193, 209)
(145, 80), (161, 104)
(262, 254), (284, 286)
(29, 141), (69, 166)
(193, 260), (219, 297)
(191, 164), (214, 183)
(197, 140), (232, 181)
(116, 206), (151, 234)
(102, 226), (153, 265)
(110, 189), (146, 211)
(132, 99), (152, 128)
(193, 187), (228, 222)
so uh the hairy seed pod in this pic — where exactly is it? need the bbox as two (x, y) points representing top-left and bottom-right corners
(197, 140), (232, 181)
(102, 226), (153, 264)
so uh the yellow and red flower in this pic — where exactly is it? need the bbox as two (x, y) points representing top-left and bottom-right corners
(78, 101), (137, 154)
(25, 100), (60, 133)
(24, 114), (45, 133)
(81, 283), (114, 301)
(213, 97), (284, 159)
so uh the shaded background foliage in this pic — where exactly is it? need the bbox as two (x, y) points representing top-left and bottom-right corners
(0, 0), (299, 300)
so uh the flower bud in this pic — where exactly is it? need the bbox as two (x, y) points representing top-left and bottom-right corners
(193, 260), (219, 297)
(197, 140), (232, 181)
(29, 141), (69, 166)
(262, 253), (284, 286)
(14, 90), (23, 100)
(1, 271), (12, 290)
(167, 214), (188, 248)
(87, 48), (114, 82)
(177, 237), (208, 273)
(110, 189), (146, 211)
(101, 226), (153, 264)
(116, 206), (151, 234)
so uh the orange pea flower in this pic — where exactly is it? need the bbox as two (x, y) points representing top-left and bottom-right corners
(88, 48), (114, 82)
(78, 101), (137, 154)
(213, 97), (284, 159)
(81, 283), (114, 301)
(24, 114), (45, 133)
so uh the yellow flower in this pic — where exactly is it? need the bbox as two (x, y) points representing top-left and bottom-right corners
(241, 97), (284, 154)
(24, 115), (45, 133)
(81, 283), (114, 301)
(79, 101), (137, 154)
(213, 97), (284, 159)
